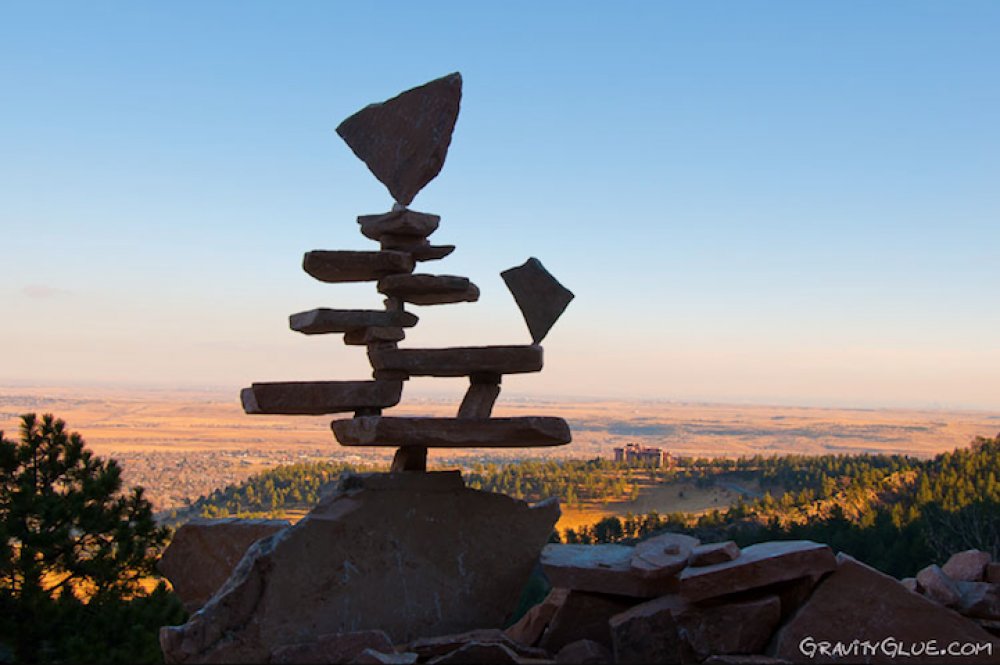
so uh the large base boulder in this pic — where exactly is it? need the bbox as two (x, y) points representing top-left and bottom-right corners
(160, 472), (559, 663)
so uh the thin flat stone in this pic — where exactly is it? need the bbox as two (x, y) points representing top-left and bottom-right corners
(331, 416), (571, 448)
(410, 245), (455, 262)
(378, 274), (479, 305)
(689, 541), (741, 567)
(302, 250), (414, 283)
(241, 381), (403, 415)
(343, 327), (405, 345)
(630, 533), (700, 579)
(358, 209), (440, 241)
(542, 544), (678, 598)
(501, 258), (574, 343)
(336, 72), (462, 206)
(678, 540), (836, 603)
(369, 345), (543, 377)
(290, 308), (418, 334)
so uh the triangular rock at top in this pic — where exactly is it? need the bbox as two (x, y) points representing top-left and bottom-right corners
(337, 73), (462, 206)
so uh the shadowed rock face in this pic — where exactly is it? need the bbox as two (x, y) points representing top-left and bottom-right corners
(336, 73), (462, 206)
(159, 472), (559, 664)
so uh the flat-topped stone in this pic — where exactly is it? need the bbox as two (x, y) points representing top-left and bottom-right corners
(343, 327), (405, 345)
(377, 274), (479, 305)
(679, 540), (836, 602)
(332, 416), (571, 448)
(630, 533), (700, 580)
(378, 235), (456, 261)
(689, 541), (741, 567)
(290, 308), (418, 334)
(358, 209), (440, 241)
(302, 250), (414, 283)
(336, 72), (461, 207)
(542, 544), (675, 597)
(241, 381), (403, 415)
(370, 345), (543, 377)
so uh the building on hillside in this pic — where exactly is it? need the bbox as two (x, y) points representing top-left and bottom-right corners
(613, 442), (672, 468)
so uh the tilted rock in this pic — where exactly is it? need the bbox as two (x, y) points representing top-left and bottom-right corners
(160, 472), (558, 663)
(504, 588), (570, 648)
(351, 649), (419, 665)
(269, 630), (393, 664)
(542, 544), (675, 597)
(689, 541), (741, 567)
(157, 518), (289, 612)
(538, 590), (638, 652)
(555, 639), (612, 664)
(630, 533), (699, 580)
(917, 564), (963, 606)
(336, 73), (462, 207)
(501, 258), (575, 344)
(943, 550), (992, 582)
(770, 554), (1000, 664)
(679, 540), (835, 603)
(609, 594), (780, 665)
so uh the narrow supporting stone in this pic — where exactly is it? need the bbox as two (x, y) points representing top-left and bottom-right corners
(302, 250), (414, 283)
(369, 345), (543, 377)
(290, 309), (418, 334)
(344, 327), (405, 345)
(331, 416), (571, 448)
(358, 209), (440, 241)
(378, 274), (479, 305)
(458, 382), (501, 419)
(241, 381), (403, 415)
(390, 446), (427, 472)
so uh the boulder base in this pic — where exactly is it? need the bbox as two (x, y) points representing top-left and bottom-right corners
(160, 472), (559, 663)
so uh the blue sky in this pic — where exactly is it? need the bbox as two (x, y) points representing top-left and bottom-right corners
(2, 2), (998, 408)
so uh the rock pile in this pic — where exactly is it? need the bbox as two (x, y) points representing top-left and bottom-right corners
(906, 549), (1000, 637)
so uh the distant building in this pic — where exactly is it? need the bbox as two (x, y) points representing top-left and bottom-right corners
(613, 443), (671, 468)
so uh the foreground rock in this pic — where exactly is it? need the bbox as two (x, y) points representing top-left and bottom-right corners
(943, 550), (992, 582)
(160, 472), (558, 663)
(542, 544), (673, 597)
(504, 588), (570, 647)
(158, 518), (289, 612)
(770, 554), (999, 664)
(539, 590), (638, 652)
(269, 630), (393, 664)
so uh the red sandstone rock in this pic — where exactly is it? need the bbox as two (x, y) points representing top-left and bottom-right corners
(943, 550), (992, 582)
(408, 628), (548, 661)
(303, 250), (414, 283)
(542, 543), (674, 597)
(269, 630), (394, 664)
(160, 472), (559, 663)
(689, 541), (741, 567)
(501, 258), (575, 344)
(241, 380), (402, 415)
(538, 590), (638, 652)
(956, 581), (1000, 620)
(504, 588), (570, 647)
(678, 540), (835, 602)
(370, 345), (543, 377)
(377, 274), (479, 305)
(332, 416), (571, 448)
(555, 639), (612, 664)
(290, 308), (418, 334)
(358, 209), (441, 240)
(350, 649), (418, 665)
(336, 73), (461, 206)
(630, 533), (699, 580)
(770, 554), (1000, 664)
(157, 518), (289, 612)
(917, 564), (963, 606)
(609, 593), (780, 664)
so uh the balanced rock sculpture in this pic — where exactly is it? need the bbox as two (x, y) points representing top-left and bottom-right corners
(161, 73), (574, 663)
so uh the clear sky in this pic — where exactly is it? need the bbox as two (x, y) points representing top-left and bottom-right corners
(2, 2), (998, 409)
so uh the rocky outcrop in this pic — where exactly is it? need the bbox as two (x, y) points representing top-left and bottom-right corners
(160, 472), (558, 663)
(157, 518), (289, 612)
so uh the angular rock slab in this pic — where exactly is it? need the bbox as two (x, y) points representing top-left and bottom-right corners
(539, 590), (638, 652)
(501, 258), (574, 343)
(689, 541), (741, 567)
(270, 630), (394, 665)
(337, 72), (462, 206)
(370, 345), (543, 377)
(504, 587), (570, 648)
(157, 518), (290, 613)
(343, 326), (406, 346)
(291, 308), (418, 334)
(378, 273), (480, 305)
(542, 543), (677, 597)
(943, 550), (992, 582)
(630, 533), (700, 580)
(358, 209), (440, 241)
(303, 250), (414, 283)
(770, 554), (1000, 664)
(679, 540), (836, 602)
(332, 416), (571, 448)
(160, 472), (559, 663)
(241, 380), (403, 415)
(918, 563), (963, 606)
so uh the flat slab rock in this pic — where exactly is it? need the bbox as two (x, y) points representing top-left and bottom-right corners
(157, 518), (289, 613)
(542, 544), (677, 598)
(337, 72), (461, 207)
(770, 554), (1000, 664)
(332, 416), (571, 448)
(631, 533), (700, 580)
(679, 540), (836, 602)
(377, 274), (479, 305)
(290, 308), (418, 334)
(160, 471), (559, 663)
(689, 541), (741, 567)
(241, 380), (402, 415)
(358, 209), (440, 241)
(370, 345), (543, 377)
(302, 250), (414, 283)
